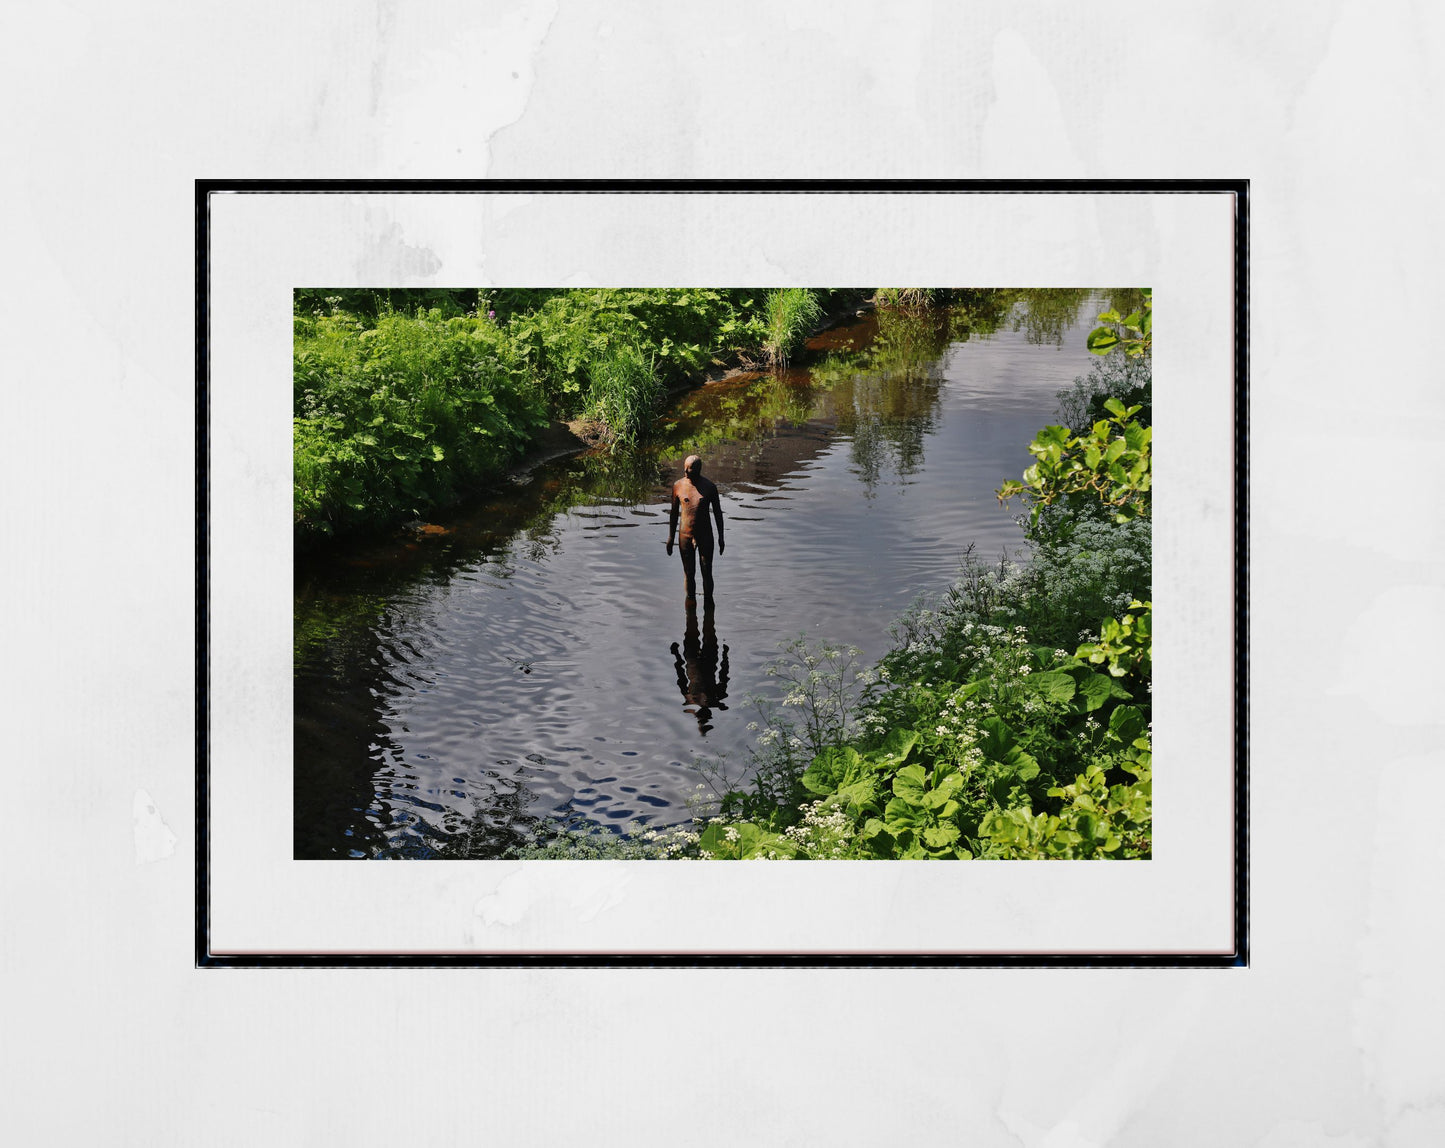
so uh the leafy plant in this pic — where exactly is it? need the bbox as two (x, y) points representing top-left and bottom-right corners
(292, 309), (545, 538)
(996, 398), (1153, 529)
(1077, 599), (1152, 679)
(1085, 288), (1152, 357)
(700, 636), (873, 827)
(507, 820), (703, 859)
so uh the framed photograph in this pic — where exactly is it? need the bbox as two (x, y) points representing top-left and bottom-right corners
(199, 180), (1245, 965)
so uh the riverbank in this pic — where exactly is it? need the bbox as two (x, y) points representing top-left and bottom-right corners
(293, 287), (872, 550)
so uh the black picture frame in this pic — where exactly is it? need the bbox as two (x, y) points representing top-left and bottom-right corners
(196, 179), (1248, 968)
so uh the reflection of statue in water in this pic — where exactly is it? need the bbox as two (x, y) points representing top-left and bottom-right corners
(666, 454), (725, 603)
(671, 598), (730, 734)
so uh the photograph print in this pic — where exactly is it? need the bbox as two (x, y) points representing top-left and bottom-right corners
(292, 285), (1155, 865)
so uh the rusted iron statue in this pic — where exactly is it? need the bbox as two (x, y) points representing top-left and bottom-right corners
(666, 454), (725, 603)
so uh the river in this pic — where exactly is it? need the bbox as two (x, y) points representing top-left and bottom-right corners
(294, 292), (1119, 858)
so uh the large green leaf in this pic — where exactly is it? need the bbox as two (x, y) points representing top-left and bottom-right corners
(1108, 704), (1145, 743)
(922, 825), (961, 851)
(873, 729), (920, 770)
(976, 716), (1040, 782)
(1076, 670), (1132, 712)
(1029, 670), (1076, 705)
(891, 764), (929, 807)
(832, 777), (879, 815)
(924, 775), (963, 811)
(802, 746), (864, 795)
(884, 798), (927, 831)
(977, 716), (1017, 760)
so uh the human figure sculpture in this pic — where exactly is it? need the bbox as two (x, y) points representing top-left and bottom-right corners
(666, 454), (725, 603)
(670, 598), (730, 734)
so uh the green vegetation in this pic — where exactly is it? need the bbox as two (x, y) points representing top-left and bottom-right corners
(873, 287), (937, 308)
(997, 397), (1152, 531)
(761, 287), (824, 367)
(292, 288), (891, 543)
(579, 341), (662, 448)
(686, 344), (1154, 860)
(295, 290), (764, 540)
(293, 306), (548, 541)
(1086, 288), (1153, 357)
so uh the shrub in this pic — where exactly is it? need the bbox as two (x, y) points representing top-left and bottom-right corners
(292, 310), (545, 537)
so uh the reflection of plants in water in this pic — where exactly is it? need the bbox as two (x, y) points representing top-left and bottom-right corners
(560, 447), (664, 508)
(941, 289), (1017, 343)
(1010, 288), (1092, 346)
(664, 372), (824, 460)
(870, 305), (954, 376)
(514, 520), (565, 565)
(294, 590), (388, 672)
(836, 372), (942, 492)
(1005, 289), (1145, 348)
(809, 304), (961, 492)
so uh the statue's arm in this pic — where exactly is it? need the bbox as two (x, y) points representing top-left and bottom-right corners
(711, 487), (725, 551)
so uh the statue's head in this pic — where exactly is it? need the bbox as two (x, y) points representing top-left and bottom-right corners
(684, 455), (702, 478)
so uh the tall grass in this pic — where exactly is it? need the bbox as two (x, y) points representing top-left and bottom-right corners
(873, 287), (936, 308)
(762, 288), (824, 368)
(583, 343), (662, 447)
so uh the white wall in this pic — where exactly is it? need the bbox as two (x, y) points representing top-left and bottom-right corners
(2, 2), (1441, 1144)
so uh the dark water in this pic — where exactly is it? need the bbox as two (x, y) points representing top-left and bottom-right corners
(294, 294), (1117, 858)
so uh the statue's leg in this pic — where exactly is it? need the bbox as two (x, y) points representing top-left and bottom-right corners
(680, 538), (697, 600)
(699, 542), (714, 601)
